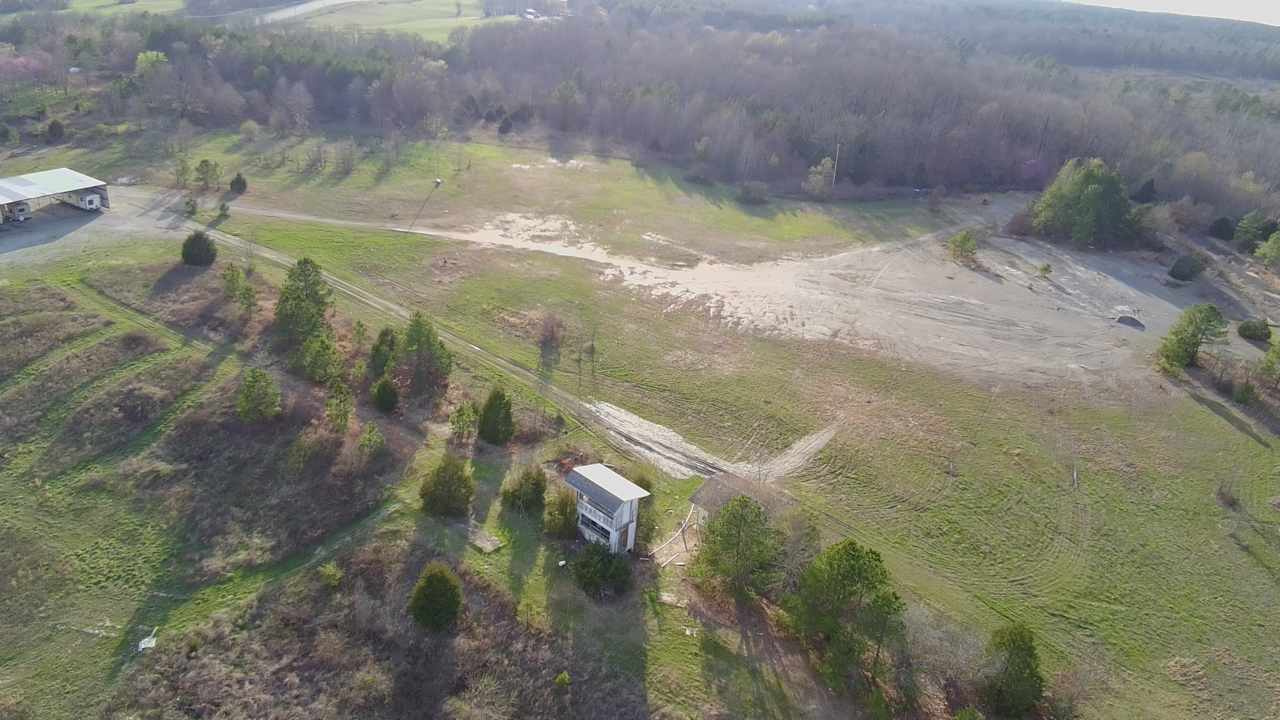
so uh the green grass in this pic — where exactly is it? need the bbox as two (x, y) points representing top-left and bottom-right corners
(217, 212), (1280, 718)
(67, 0), (183, 13)
(301, 0), (509, 41)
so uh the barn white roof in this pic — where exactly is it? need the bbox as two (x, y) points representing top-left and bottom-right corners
(565, 463), (650, 513)
(0, 168), (106, 204)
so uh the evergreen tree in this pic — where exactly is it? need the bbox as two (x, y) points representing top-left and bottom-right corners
(275, 258), (332, 344)
(402, 311), (452, 395)
(1158, 303), (1227, 370)
(420, 453), (474, 517)
(1235, 210), (1270, 253)
(369, 326), (398, 378)
(236, 368), (281, 422)
(698, 495), (781, 594)
(1032, 158), (1138, 248)
(984, 623), (1046, 717)
(477, 387), (514, 445)
(408, 561), (463, 631)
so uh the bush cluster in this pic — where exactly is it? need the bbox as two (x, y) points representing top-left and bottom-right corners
(181, 230), (217, 266)
(420, 454), (474, 517)
(500, 465), (547, 514)
(1238, 319), (1271, 341)
(1168, 254), (1205, 281)
(408, 560), (463, 631)
(570, 542), (631, 599)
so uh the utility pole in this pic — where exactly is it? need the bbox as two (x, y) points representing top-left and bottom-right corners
(832, 141), (841, 191)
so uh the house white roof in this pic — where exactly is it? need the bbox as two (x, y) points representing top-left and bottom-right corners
(565, 463), (650, 513)
(0, 168), (106, 204)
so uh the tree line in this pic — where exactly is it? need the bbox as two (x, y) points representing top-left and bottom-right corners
(3, 4), (1280, 215)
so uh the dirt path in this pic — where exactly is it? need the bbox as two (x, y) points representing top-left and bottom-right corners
(188, 186), (1265, 387)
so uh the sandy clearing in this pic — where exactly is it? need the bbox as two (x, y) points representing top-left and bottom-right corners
(8, 185), (1266, 392)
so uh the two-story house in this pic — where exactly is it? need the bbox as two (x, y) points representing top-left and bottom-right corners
(564, 463), (650, 553)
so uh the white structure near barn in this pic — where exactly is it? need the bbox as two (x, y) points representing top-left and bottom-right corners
(0, 168), (109, 225)
(564, 463), (650, 553)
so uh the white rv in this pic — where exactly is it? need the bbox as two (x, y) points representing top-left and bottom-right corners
(58, 191), (102, 211)
(1, 201), (32, 223)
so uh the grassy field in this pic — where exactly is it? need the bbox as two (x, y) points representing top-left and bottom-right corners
(211, 207), (1280, 719)
(300, 0), (508, 41)
(0, 235), (828, 718)
(2, 132), (984, 263)
(5, 128), (1279, 717)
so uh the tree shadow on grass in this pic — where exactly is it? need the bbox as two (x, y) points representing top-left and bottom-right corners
(692, 597), (802, 720)
(1180, 377), (1273, 448)
(496, 501), (544, 605)
(544, 543), (652, 718)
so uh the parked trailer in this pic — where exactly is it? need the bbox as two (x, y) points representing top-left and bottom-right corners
(1, 201), (32, 223)
(0, 168), (109, 226)
(56, 191), (103, 211)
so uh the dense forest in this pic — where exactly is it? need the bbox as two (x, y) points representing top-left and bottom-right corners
(2, 0), (1279, 215)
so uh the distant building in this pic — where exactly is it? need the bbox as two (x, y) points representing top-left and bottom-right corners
(0, 168), (108, 225)
(564, 463), (650, 553)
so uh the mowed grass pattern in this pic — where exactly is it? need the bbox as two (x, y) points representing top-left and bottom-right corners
(0, 279), (237, 718)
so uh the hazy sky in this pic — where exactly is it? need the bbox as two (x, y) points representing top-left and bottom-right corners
(1072, 0), (1280, 26)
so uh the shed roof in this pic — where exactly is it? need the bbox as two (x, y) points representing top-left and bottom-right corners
(565, 463), (650, 513)
(0, 168), (107, 204)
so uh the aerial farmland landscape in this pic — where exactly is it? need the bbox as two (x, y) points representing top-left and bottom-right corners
(1, 0), (1279, 718)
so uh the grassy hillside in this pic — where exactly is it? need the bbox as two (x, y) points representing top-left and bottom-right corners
(213, 208), (1280, 718)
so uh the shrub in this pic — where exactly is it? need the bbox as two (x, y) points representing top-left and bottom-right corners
(1233, 381), (1258, 406)
(449, 401), (479, 443)
(408, 560), (463, 631)
(420, 453), (473, 517)
(229, 172), (247, 193)
(1037, 263), (1052, 278)
(545, 483), (579, 539)
(297, 331), (341, 383)
(736, 181), (769, 205)
(554, 671), (571, 689)
(239, 119), (260, 143)
(1254, 231), (1280, 267)
(368, 326), (398, 378)
(0, 124), (13, 143)
(477, 387), (515, 445)
(571, 542), (631, 599)
(45, 118), (65, 143)
(221, 264), (244, 299)
(954, 709), (984, 720)
(325, 380), (353, 433)
(317, 560), (343, 589)
(1209, 216), (1236, 242)
(372, 375), (399, 413)
(183, 197), (197, 217)
(217, 202), (230, 220)
(802, 157), (834, 200)
(1158, 304), (1226, 370)
(948, 230), (978, 264)
(358, 423), (385, 456)
(236, 368), (281, 422)
(501, 465), (547, 513)
(1168, 254), (1205, 281)
(1235, 210), (1270, 253)
(1005, 208), (1034, 236)
(181, 230), (217, 266)
(1130, 178), (1157, 204)
(1238, 319), (1271, 341)
(984, 622), (1045, 717)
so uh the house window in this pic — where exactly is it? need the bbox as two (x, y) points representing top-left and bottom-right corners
(579, 514), (611, 541)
